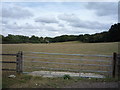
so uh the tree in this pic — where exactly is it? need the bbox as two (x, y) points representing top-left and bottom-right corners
(108, 23), (120, 42)
(1, 23), (120, 43)
(29, 35), (40, 43)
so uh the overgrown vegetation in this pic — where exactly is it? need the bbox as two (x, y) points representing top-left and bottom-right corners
(1, 23), (120, 44)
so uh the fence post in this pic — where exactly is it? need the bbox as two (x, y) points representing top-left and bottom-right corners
(117, 54), (120, 79)
(20, 51), (23, 73)
(16, 51), (23, 74)
(112, 52), (117, 78)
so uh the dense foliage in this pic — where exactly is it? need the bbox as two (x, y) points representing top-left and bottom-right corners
(0, 23), (120, 44)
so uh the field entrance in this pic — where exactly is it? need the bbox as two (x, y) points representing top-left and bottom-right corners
(23, 51), (113, 78)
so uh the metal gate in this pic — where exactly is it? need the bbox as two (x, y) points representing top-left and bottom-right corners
(23, 51), (113, 78)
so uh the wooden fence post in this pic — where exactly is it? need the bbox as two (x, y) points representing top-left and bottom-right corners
(112, 52), (117, 78)
(117, 54), (120, 79)
(20, 51), (23, 73)
(16, 51), (23, 74)
(16, 52), (19, 74)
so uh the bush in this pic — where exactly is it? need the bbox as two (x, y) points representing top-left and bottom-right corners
(63, 74), (71, 80)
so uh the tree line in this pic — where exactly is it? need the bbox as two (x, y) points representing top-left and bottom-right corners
(0, 23), (120, 44)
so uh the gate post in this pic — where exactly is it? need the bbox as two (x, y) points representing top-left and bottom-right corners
(112, 52), (117, 78)
(16, 51), (23, 74)
(117, 54), (120, 80)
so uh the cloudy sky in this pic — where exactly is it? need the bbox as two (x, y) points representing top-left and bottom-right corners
(1, 1), (118, 37)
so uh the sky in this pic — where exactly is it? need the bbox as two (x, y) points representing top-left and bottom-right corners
(1, 1), (118, 37)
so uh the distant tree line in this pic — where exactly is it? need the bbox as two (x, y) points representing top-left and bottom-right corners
(0, 23), (120, 44)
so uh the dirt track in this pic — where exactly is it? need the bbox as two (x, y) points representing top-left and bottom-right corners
(63, 81), (119, 88)
(28, 71), (119, 88)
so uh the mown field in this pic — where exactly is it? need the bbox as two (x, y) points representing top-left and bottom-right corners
(1, 41), (119, 88)
(2, 41), (118, 55)
(2, 42), (118, 74)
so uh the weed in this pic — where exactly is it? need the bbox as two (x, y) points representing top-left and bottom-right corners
(20, 75), (32, 81)
(18, 79), (26, 83)
(33, 76), (43, 80)
(63, 74), (71, 80)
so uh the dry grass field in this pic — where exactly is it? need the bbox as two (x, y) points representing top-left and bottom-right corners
(1, 41), (119, 88)
(2, 42), (118, 74)
(2, 41), (118, 55)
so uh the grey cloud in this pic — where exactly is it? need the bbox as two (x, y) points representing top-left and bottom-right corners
(35, 16), (58, 24)
(58, 13), (109, 30)
(58, 24), (64, 27)
(4, 22), (41, 30)
(5, 23), (21, 29)
(2, 22), (42, 36)
(44, 26), (58, 31)
(118, 2), (120, 22)
(70, 20), (109, 30)
(21, 23), (40, 29)
(2, 22), (60, 37)
(2, 19), (8, 24)
(86, 2), (118, 16)
(2, 6), (33, 19)
(1, 17), (7, 26)
(3, 22), (58, 32)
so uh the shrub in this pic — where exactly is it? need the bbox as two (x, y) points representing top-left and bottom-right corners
(63, 74), (71, 80)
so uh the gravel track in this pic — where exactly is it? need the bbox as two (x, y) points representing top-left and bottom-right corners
(28, 71), (105, 78)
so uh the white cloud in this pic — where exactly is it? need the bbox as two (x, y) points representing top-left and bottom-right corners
(1, 2), (118, 37)
(58, 13), (79, 22)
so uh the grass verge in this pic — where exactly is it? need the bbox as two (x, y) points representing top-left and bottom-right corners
(2, 74), (119, 88)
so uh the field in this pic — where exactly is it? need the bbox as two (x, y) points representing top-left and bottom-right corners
(1, 41), (119, 88)
(2, 41), (118, 55)
(2, 42), (118, 73)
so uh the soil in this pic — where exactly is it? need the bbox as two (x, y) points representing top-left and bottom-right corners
(63, 81), (119, 88)
(27, 71), (119, 88)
